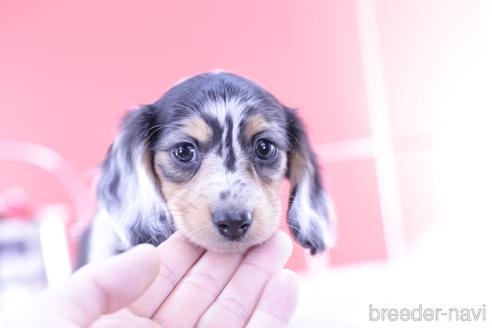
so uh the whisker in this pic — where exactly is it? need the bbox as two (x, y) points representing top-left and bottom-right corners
(144, 124), (165, 139)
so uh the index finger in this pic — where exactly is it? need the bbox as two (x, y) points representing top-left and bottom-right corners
(197, 231), (293, 327)
(10, 244), (161, 328)
(129, 232), (205, 317)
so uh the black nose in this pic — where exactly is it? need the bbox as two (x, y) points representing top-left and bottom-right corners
(213, 210), (252, 240)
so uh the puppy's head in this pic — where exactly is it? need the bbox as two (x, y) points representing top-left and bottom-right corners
(98, 72), (334, 254)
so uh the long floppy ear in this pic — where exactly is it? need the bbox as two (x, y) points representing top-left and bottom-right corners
(97, 105), (174, 249)
(285, 108), (335, 255)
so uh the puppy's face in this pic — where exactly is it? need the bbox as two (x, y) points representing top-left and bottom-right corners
(98, 72), (334, 255)
(153, 102), (288, 252)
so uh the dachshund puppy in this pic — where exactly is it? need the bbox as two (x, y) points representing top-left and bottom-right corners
(84, 72), (334, 263)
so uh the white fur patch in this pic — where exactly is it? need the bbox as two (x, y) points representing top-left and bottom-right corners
(87, 210), (121, 263)
(106, 137), (168, 247)
(290, 177), (336, 249)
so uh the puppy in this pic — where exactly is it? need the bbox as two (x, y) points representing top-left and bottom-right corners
(83, 72), (334, 264)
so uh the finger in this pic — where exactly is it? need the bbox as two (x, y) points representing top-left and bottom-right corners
(197, 231), (292, 328)
(48, 244), (160, 327)
(129, 232), (205, 317)
(246, 269), (300, 328)
(153, 251), (243, 326)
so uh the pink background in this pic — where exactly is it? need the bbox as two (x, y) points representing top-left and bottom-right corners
(1, 0), (445, 270)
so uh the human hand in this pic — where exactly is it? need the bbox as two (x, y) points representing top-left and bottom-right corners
(0, 231), (299, 327)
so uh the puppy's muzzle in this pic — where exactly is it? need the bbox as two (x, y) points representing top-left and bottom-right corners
(212, 209), (252, 240)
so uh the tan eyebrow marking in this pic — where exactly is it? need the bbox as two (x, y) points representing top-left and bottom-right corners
(182, 116), (212, 143)
(243, 114), (270, 140)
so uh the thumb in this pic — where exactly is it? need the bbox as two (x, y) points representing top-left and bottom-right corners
(49, 244), (160, 327)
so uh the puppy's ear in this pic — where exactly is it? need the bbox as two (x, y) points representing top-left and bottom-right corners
(285, 108), (335, 255)
(97, 105), (173, 248)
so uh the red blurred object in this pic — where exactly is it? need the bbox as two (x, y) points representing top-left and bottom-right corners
(0, 187), (33, 221)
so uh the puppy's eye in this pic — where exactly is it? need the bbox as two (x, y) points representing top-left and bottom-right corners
(173, 142), (197, 162)
(255, 139), (277, 160)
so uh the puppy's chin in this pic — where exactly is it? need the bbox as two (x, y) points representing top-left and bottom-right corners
(179, 228), (278, 254)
